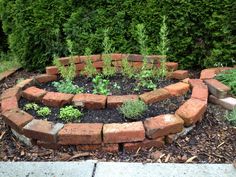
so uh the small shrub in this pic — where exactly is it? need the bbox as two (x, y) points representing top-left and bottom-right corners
(59, 106), (82, 122)
(36, 107), (51, 117)
(92, 75), (110, 95)
(24, 103), (39, 111)
(121, 57), (135, 78)
(52, 80), (84, 94)
(135, 70), (156, 91)
(118, 100), (148, 120)
(81, 47), (97, 77)
(225, 109), (236, 126)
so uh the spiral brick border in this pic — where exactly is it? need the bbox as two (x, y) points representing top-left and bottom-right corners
(1, 54), (233, 152)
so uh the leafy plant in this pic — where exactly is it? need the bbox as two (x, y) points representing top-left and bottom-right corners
(121, 57), (135, 78)
(92, 75), (110, 95)
(81, 47), (97, 77)
(59, 106), (83, 122)
(216, 69), (236, 95)
(118, 100), (148, 120)
(36, 107), (51, 117)
(113, 82), (121, 90)
(135, 70), (156, 91)
(102, 28), (116, 77)
(24, 103), (39, 111)
(52, 80), (84, 94)
(225, 109), (236, 126)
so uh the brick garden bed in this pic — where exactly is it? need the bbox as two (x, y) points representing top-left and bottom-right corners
(1, 54), (234, 153)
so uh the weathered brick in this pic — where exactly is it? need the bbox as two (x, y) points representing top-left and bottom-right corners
(75, 63), (85, 71)
(139, 88), (170, 104)
(209, 95), (236, 110)
(200, 68), (218, 80)
(76, 144), (102, 151)
(144, 114), (184, 139)
(103, 122), (145, 143)
(93, 61), (104, 68)
(58, 123), (103, 145)
(204, 79), (230, 99)
(0, 68), (19, 82)
(37, 140), (61, 150)
(127, 54), (143, 62)
(58, 57), (70, 65)
(123, 137), (164, 152)
(16, 79), (34, 89)
(171, 70), (189, 80)
(35, 74), (57, 83)
(102, 143), (119, 152)
(188, 79), (205, 88)
(175, 98), (207, 126)
(42, 92), (73, 107)
(164, 82), (190, 96)
(191, 85), (208, 101)
(107, 95), (138, 108)
(166, 62), (178, 71)
(73, 94), (107, 109)
(80, 55), (101, 63)
(23, 119), (64, 142)
(1, 96), (18, 113)
(46, 66), (58, 75)
(112, 61), (122, 67)
(2, 109), (33, 133)
(0, 86), (21, 101)
(22, 86), (47, 102)
(218, 67), (233, 73)
(111, 53), (123, 61)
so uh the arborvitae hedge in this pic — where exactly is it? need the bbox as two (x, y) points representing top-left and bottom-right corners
(0, 0), (235, 70)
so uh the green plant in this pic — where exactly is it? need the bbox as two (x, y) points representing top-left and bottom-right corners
(81, 48), (97, 77)
(225, 109), (236, 126)
(118, 100), (148, 120)
(52, 80), (84, 94)
(216, 69), (236, 95)
(135, 70), (156, 91)
(59, 106), (82, 122)
(113, 82), (121, 90)
(23, 103), (39, 111)
(36, 107), (51, 117)
(121, 57), (135, 78)
(102, 28), (116, 77)
(92, 75), (110, 95)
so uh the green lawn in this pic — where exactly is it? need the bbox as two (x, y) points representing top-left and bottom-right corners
(0, 53), (20, 73)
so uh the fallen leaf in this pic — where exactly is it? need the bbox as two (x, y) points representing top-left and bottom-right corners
(165, 153), (171, 163)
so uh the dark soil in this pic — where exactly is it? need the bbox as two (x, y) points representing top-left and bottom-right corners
(19, 93), (190, 124)
(0, 69), (235, 164)
(37, 73), (179, 95)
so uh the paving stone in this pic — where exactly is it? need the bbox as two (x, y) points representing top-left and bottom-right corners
(107, 95), (138, 108)
(175, 98), (207, 126)
(2, 109), (33, 133)
(144, 114), (184, 139)
(103, 122), (145, 143)
(164, 82), (190, 96)
(139, 88), (170, 104)
(73, 94), (107, 109)
(46, 66), (58, 75)
(42, 92), (74, 107)
(0, 86), (21, 101)
(191, 86), (208, 101)
(23, 119), (64, 142)
(171, 70), (189, 80)
(35, 74), (57, 83)
(1, 96), (18, 113)
(204, 79), (230, 99)
(22, 86), (47, 102)
(58, 123), (103, 145)
(209, 95), (236, 110)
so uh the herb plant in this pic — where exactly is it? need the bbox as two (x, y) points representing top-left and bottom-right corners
(36, 107), (51, 117)
(59, 106), (83, 122)
(118, 100), (148, 120)
(102, 28), (116, 77)
(225, 109), (236, 126)
(92, 75), (110, 95)
(52, 80), (84, 94)
(24, 103), (39, 111)
(81, 48), (97, 77)
(121, 57), (135, 78)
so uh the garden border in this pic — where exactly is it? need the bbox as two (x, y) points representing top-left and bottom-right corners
(1, 54), (234, 152)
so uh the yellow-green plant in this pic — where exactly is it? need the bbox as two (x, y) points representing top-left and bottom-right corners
(81, 47), (97, 77)
(59, 106), (83, 122)
(121, 56), (135, 78)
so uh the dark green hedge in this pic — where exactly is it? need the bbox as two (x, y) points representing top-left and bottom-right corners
(0, 20), (8, 54)
(1, 0), (235, 70)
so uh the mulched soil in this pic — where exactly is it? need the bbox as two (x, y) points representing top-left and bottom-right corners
(0, 69), (235, 164)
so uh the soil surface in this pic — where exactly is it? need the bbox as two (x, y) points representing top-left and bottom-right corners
(0, 69), (235, 164)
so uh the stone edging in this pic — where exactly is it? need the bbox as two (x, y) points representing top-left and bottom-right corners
(1, 56), (233, 152)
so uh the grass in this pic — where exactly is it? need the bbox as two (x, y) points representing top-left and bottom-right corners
(0, 53), (20, 73)
(225, 109), (236, 126)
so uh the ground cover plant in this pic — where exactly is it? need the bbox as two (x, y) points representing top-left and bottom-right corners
(23, 103), (51, 118)
(225, 108), (236, 126)
(59, 106), (83, 122)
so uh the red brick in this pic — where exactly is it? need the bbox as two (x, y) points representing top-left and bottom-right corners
(58, 123), (103, 145)
(204, 79), (230, 99)
(93, 61), (104, 68)
(0, 68), (19, 81)
(37, 140), (61, 150)
(58, 57), (70, 65)
(0, 86), (21, 101)
(76, 144), (102, 151)
(80, 55), (101, 63)
(144, 114), (184, 139)
(2, 109), (33, 133)
(111, 53), (123, 61)
(166, 62), (178, 71)
(35, 74), (57, 83)
(112, 60), (122, 67)
(131, 61), (143, 68)
(139, 88), (170, 104)
(102, 144), (119, 152)
(75, 63), (85, 71)
(23, 119), (64, 142)
(171, 70), (189, 80)
(107, 95), (138, 108)
(103, 122), (145, 143)
(22, 86), (47, 102)
(127, 54), (143, 62)
(42, 92), (73, 107)
(200, 68), (218, 80)
(46, 66), (58, 75)
(73, 94), (107, 109)
(175, 98), (207, 126)
(191, 86), (208, 101)
(147, 55), (163, 63)
(189, 79), (205, 88)
(165, 134), (177, 144)
(1, 96), (18, 113)
(16, 79), (34, 89)
(218, 67), (233, 73)
(124, 137), (164, 152)
(164, 82), (190, 96)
